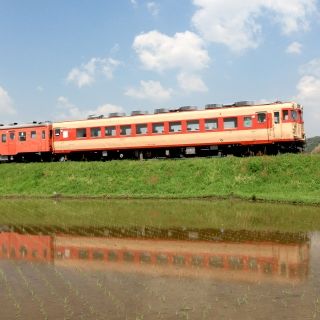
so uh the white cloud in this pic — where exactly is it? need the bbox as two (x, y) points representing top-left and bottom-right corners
(125, 80), (172, 101)
(36, 85), (44, 92)
(147, 2), (160, 16)
(192, 0), (317, 52)
(299, 58), (320, 77)
(0, 86), (16, 115)
(133, 30), (210, 72)
(295, 58), (320, 136)
(56, 96), (123, 120)
(286, 41), (302, 54)
(130, 0), (137, 6)
(177, 72), (208, 92)
(66, 57), (121, 88)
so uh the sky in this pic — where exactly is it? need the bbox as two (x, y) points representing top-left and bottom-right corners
(0, 0), (319, 136)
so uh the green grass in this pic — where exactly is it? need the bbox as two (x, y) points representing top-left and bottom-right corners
(0, 198), (320, 232)
(0, 154), (319, 204)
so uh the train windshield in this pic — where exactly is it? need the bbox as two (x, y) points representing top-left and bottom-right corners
(291, 110), (298, 121)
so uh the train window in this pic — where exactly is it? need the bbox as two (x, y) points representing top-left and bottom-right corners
(9, 132), (15, 140)
(282, 110), (289, 121)
(223, 117), (238, 129)
(76, 128), (87, 138)
(19, 246), (28, 257)
(291, 110), (298, 120)
(205, 119), (218, 130)
(274, 112), (280, 124)
(79, 250), (89, 259)
(169, 121), (182, 132)
(136, 124), (148, 135)
(243, 116), (252, 128)
(187, 120), (199, 131)
(228, 256), (243, 270)
(19, 132), (26, 141)
(257, 113), (267, 123)
(152, 123), (164, 134)
(31, 131), (36, 139)
(90, 127), (101, 137)
(1, 134), (6, 143)
(42, 130), (46, 139)
(54, 128), (60, 136)
(105, 126), (116, 136)
(120, 125), (132, 136)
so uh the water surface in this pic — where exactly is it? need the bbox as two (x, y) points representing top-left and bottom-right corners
(0, 199), (319, 319)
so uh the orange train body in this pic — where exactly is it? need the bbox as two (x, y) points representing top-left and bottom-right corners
(0, 101), (305, 161)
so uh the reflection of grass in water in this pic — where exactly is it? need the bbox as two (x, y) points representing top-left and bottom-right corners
(0, 198), (319, 232)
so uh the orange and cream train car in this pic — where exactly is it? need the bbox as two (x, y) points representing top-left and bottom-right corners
(52, 101), (305, 160)
(0, 101), (305, 161)
(54, 234), (309, 283)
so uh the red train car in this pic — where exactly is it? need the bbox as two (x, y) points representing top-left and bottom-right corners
(0, 232), (53, 263)
(0, 122), (52, 161)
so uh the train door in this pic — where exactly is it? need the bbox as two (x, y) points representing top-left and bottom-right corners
(272, 111), (282, 140)
(7, 130), (16, 155)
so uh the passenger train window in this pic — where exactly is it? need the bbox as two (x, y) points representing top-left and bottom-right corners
(31, 131), (36, 139)
(55, 128), (60, 136)
(120, 125), (131, 136)
(90, 127), (101, 137)
(136, 124), (148, 135)
(169, 121), (182, 132)
(223, 117), (238, 129)
(42, 131), (46, 139)
(282, 110), (289, 121)
(19, 132), (26, 141)
(243, 116), (252, 128)
(257, 113), (266, 123)
(76, 128), (87, 138)
(205, 119), (218, 130)
(274, 112), (280, 124)
(105, 126), (116, 136)
(187, 120), (199, 131)
(152, 123), (164, 134)
(9, 132), (15, 140)
(1, 134), (6, 143)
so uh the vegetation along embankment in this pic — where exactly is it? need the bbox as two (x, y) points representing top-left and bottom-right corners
(0, 154), (319, 204)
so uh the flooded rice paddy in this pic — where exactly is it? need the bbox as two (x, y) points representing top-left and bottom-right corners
(0, 199), (320, 319)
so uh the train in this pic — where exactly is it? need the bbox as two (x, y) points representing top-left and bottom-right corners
(0, 226), (310, 283)
(0, 101), (305, 162)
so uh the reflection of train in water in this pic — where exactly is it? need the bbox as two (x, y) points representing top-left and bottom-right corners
(0, 227), (310, 283)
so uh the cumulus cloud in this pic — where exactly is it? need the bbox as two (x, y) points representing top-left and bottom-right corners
(192, 0), (317, 52)
(66, 57), (121, 88)
(286, 41), (302, 54)
(147, 2), (160, 16)
(295, 58), (320, 136)
(133, 30), (210, 72)
(125, 80), (173, 101)
(56, 96), (123, 120)
(177, 72), (208, 92)
(0, 86), (16, 115)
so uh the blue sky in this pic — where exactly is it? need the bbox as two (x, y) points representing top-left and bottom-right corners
(0, 0), (319, 136)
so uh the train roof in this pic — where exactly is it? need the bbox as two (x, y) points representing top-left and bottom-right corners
(53, 101), (301, 128)
(0, 121), (52, 130)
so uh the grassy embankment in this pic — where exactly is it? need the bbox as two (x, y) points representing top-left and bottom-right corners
(0, 154), (319, 204)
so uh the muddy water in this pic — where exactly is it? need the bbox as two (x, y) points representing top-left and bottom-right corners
(0, 200), (320, 319)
